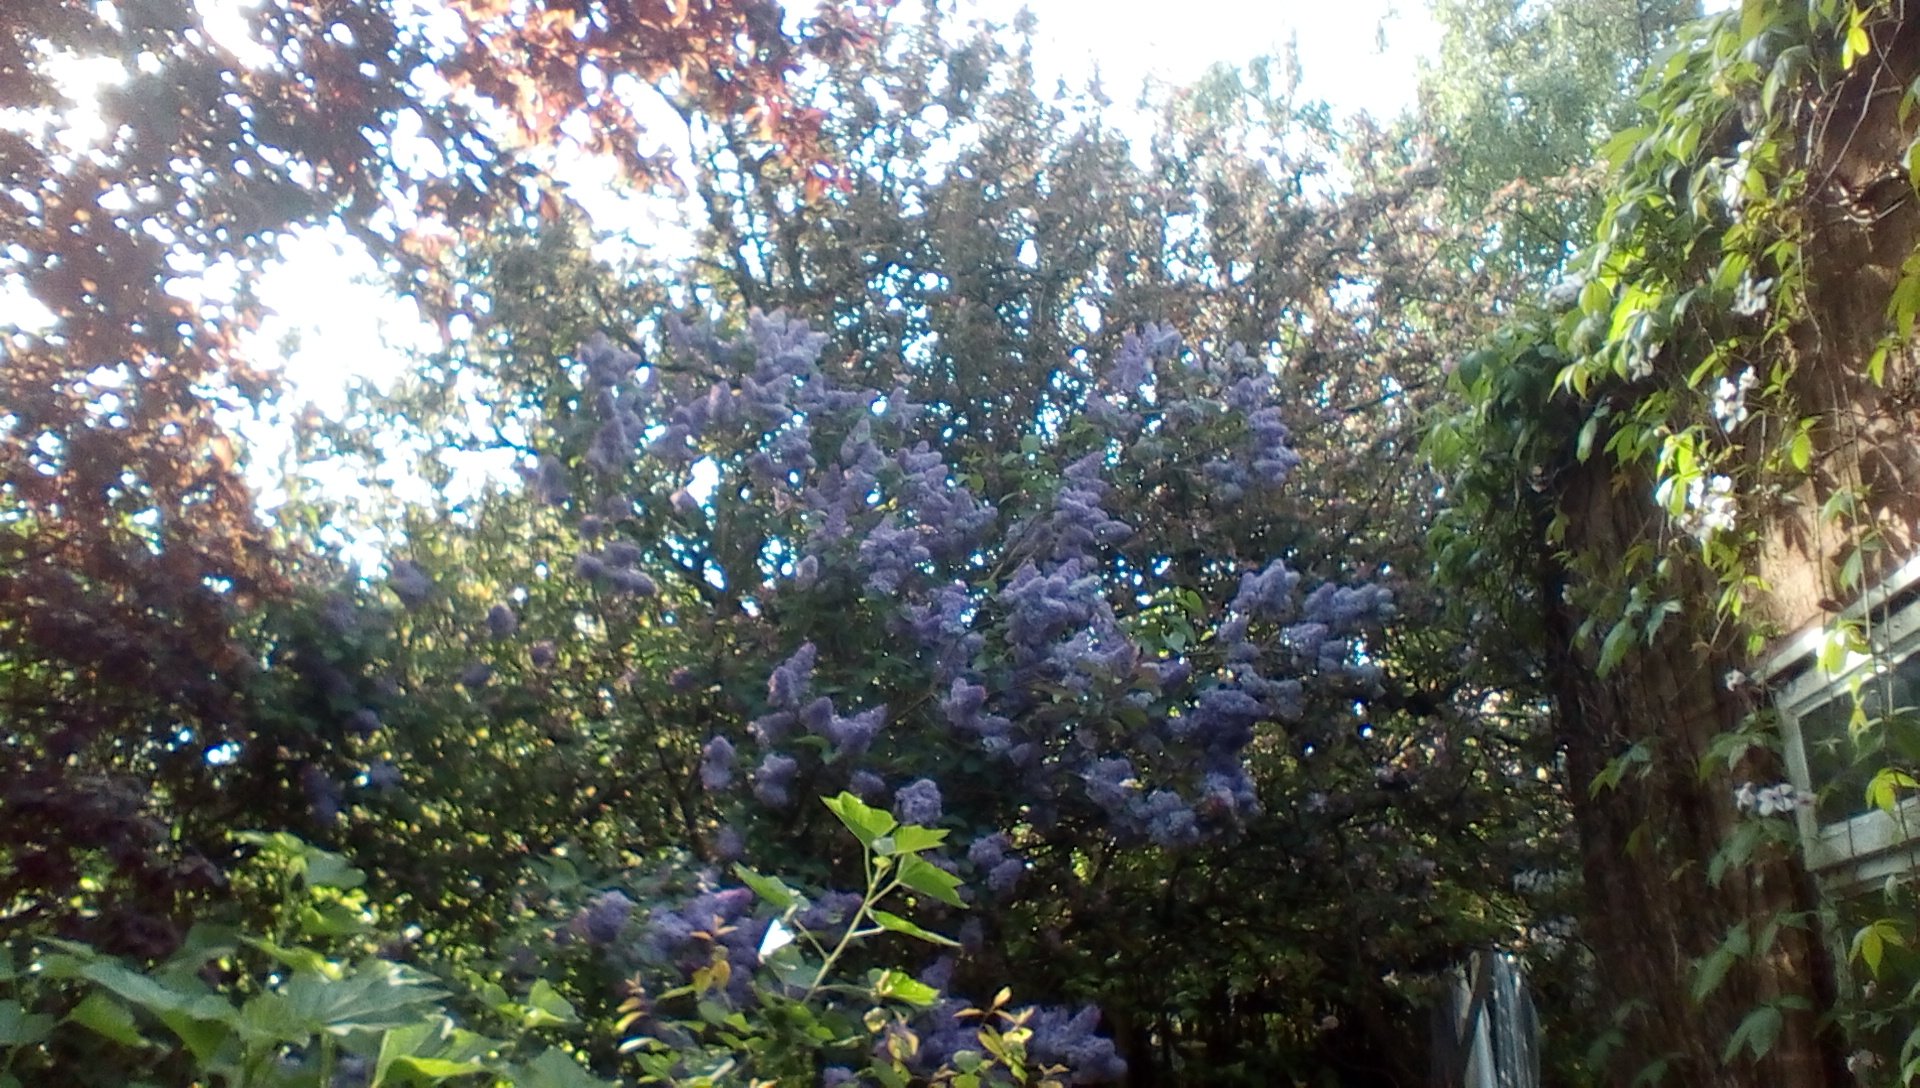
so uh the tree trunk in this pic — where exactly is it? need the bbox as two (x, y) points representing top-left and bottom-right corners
(1541, 458), (1850, 1086)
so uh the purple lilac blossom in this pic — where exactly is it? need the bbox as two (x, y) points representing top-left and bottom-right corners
(699, 737), (736, 791)
(893, 778), (943, 825)
(300, 765), (340, 824)
(365, 761), (402, 791)
(528, 640), (557, 669)
(386, 560), (432, 609)
(752, 753), (799, 809)
(767, 643), (816, 708)
(849, 770), (886, 800)
(573, 890), (636, 944)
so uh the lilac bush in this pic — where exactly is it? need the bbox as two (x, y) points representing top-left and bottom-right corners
(524, 311), (1398, 1079)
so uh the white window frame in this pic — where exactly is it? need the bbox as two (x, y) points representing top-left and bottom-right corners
(1761, 554), (1920, 891)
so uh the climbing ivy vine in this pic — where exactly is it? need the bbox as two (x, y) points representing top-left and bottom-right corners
(1434, 0), (1920, 1077)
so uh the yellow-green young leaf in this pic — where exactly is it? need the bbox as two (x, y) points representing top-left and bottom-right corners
(1851, 918), (1905, 977)
(1790, 430), (1813, 472)
(396, 1056), (491, 1077)
(1845, 23), (1870, 69)
(1866, 768), (1920, 814)
(885, 825), (948, 855)
(872, 968), (941, 1006)
(823, 793), (896, 848)
(871, 910), (961, 948)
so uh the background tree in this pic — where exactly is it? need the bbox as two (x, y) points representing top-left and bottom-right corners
(1415, 0), (1698, 282)
(0, 0), (851, 954)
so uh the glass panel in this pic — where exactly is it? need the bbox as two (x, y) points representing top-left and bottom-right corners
(1797, 651), (1920, 828)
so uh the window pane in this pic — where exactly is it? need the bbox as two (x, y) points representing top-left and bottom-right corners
(1798, 652), (1920, 827)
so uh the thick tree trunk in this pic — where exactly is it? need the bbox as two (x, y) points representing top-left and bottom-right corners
(1542, 460), (1849, 1086)
(1536, 15), (1920, 1084)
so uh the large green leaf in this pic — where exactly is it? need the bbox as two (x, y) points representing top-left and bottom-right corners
(893, 856), (966, 909)
(280, 962), (449, 1037)
(822, 792), (896, 848)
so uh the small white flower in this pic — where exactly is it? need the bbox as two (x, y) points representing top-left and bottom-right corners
(1672, 474), (1737, 542)
(1720, 143), (1754, 211)
(1711, 368), (1757, 430)
(1731, 276), (1774, 318)
(1735, 781), (1812, 816)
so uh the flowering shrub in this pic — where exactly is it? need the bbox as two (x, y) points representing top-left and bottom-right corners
(479, 309), (1409, 1066)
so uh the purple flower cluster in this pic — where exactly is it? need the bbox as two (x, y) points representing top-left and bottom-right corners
(749, 642), (889, 762)
(630, 886), (765, 1004)
(700, 736), (736, 791)
(892, 778), (943, 826)
(896, 998), (1126, 1085)
(569, 889), (637, 944)
(386, 560), (432, 609)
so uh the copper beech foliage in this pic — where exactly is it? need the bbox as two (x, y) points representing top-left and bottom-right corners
(0, 0), (856, 951)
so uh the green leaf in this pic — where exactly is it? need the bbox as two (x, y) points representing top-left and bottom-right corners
(1691, 927), (1747, 1004)
(303, 850), (367, 890)
(0, 1000), (54, 1047)
(300, 901), (372, 938)
(732, 865), (797, 910)
(1866, 767), (1919, 814)
(280, 962), (449, 1037)
(823, 792), (897, 848)
(883, 825), (948, 855)
(1722, 1004), (1782, 1063)
(67, 993), (149, 1048)
(1789, 429), (1813, 472)
(893, 855), (966, 908)
(524, 980), (579, 1028)
(871, 968), (941, 1007)
(510, 1043), (606, 1088)
(871, 910), (961, 947)
(244, 936), (341, 979)
(374, 1019), (497, 1086)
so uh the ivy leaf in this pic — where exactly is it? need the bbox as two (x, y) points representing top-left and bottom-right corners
(1721, 1004), (1782, 1063)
